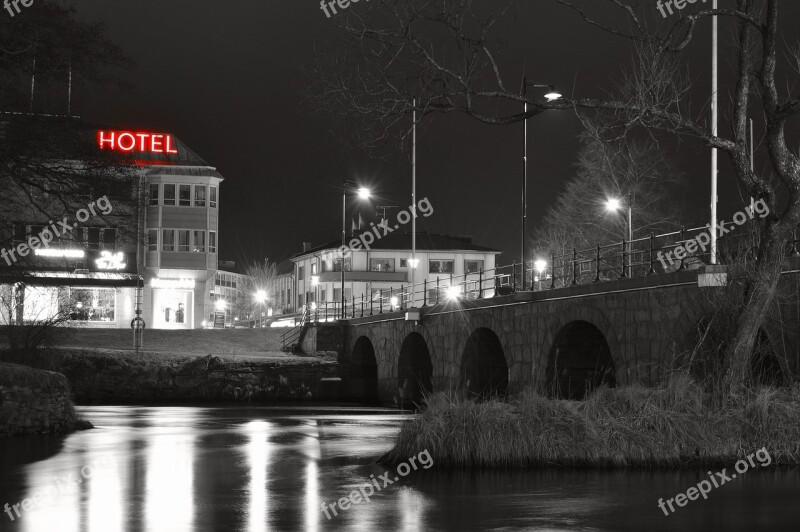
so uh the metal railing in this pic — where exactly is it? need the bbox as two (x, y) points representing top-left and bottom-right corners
(299, 221), (800, 321)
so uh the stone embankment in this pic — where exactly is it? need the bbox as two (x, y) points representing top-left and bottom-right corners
(0, 362), (90, 437)
(3, 348), (338, 404)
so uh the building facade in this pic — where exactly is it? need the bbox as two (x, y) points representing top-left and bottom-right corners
(291, 232), (500, 313)
(0, 117), (226, 330)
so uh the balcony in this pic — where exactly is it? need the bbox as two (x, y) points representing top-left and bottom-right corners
(318, 270), (408, 283)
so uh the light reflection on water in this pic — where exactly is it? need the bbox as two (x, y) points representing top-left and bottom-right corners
(0, 406), (798, 531)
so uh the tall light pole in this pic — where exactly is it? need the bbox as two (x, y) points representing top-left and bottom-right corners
(710, 0), (719, 264)
(522, 79), (562, 290)
(412, 98), (417, 307)
(606, 195), (633, 277)
(341, 181), (370, 319)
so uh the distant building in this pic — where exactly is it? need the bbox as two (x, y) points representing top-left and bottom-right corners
(291, 232), (501, 311)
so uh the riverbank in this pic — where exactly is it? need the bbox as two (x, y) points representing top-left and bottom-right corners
(0, 362), (90, 437)
(0, 347), (337, 404)
(380, 375), (800, 468)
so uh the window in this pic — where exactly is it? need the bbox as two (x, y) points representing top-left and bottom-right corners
(103, 229), (116, 249)
(163, 184), (176, 206)
(193, 230), (206, 252)
(149, 183), (160, 206)
(370, 258), (395, 272)
(429, 260), (454, 274)
(13, 224), (26, 245)
(331, 258), (352, 272)
(210, 186), (218, 208)
(67, 288), (115, 322)
(465, 260), (484, 274)
(178, 230), (190, 252)
(179, 185), (191, 206)
(209, 231), (217, 253)
(320, 289), (326, 302)
(298, 266), (305, 280)
(148, 230), (158, 251)
(194, 185), (206, 207)
(400, 259), (408, 268)
(87, 228), (101, 250)
(311, 263), (318, 275)
(162, 229), (175, 252)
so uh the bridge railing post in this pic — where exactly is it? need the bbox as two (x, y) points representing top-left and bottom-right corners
(379, 289), (383, 314)
(648, 232), (656, 275)
(512, 261), (516, 291)
(370, 291), (374, 316)
(360, 296), (364, 318)
(423, 279), (428, 306)
(679, 226), (687, 270)
(550, 253), (556, 289)
(571, 248), (578, 286)
(594, 244), (601, 283)
(620, 240), (627, 278)
(478, 268), (483, 298)
(436, 277), (440, 304)
(792, 225), (800, 256)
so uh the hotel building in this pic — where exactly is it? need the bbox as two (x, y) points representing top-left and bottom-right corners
(0, 116), (224, 330)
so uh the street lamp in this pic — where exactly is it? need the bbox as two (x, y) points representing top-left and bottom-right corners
(534, 259), (547, 290)
(606, 195), (633, 277)
(342, 180), (371, 319)
(254, 289), (267, 327)
(522, 79), (562, 290)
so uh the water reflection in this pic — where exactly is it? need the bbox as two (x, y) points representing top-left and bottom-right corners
(0, 406), (798, 531)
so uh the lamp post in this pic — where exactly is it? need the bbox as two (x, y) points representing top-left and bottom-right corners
(534, 259), (547, 291)
(606, 194), (633, 277)
(254, 289), (267, 328)
(522, 79), (561, 290)
(341, 181), (370, 319)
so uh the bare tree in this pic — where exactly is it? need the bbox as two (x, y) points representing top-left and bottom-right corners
(533, 131), (686, 256)
(310, 0), (800, 389)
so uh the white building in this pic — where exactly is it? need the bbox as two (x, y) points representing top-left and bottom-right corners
(291, 232), (500, 313)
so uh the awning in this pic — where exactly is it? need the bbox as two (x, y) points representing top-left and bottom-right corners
(0, 271), (143, 288)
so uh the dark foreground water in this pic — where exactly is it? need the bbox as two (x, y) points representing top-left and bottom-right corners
(0, 406), (798, 531)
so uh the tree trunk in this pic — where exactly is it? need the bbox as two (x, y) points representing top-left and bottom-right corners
(725, 227), (789, 389)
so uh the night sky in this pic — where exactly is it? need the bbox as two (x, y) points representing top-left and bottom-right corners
(69, 0), (800, 268)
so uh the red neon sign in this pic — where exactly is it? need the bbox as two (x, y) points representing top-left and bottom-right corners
(97, 130), (178, 154)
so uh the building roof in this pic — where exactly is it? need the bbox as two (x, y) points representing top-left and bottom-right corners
(292, 231), (500, 260)
(0, 112), (222, 177)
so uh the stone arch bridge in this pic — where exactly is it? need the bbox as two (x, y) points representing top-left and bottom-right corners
(300, 265), (800, 404)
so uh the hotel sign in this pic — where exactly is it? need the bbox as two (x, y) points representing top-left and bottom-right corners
(97, 130), (178, 154)
(151, 278), (195, 290)
(88, 250), (136, 273)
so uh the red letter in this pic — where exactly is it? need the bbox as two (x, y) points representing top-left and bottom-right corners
(136, 133), (149, 151)
(150, 135), (164, 153)
(98, 130), (115, 150)
(116, 133), (136, 152)
(165, 135), (178, 154)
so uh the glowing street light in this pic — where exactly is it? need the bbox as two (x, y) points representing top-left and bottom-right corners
(254, 290), (267, 303)
(357, 187), (371, 200)
(606, 195), (633, 277)
(446, 285), (461, 301)
(215, 299), (227, 311)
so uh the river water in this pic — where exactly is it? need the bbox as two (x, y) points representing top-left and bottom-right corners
(0, 406), (798, 531)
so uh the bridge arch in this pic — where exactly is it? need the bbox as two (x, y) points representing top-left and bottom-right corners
(350, 336), (378, 401)
(398, 332), (433, 407)
(545, 320), (616, 400)
(460, 327), (509, 398)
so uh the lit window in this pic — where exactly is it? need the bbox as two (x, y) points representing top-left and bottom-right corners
(429, 260), (454, 274)
(87, 228), (101, 250)
(179, 185), (191, 206)
(65, 288), (116, 322)
(194, 185), (206, 207)
(370, 258), (395, 272)
(162, 229), (175, 251)
(149, 183), (160, 206)
(178, 230), (190, 252)
(465, 260), (484, 274)
(210, 186), (218, 208)
(209, 231), (217, 253)
(193, 230), (206, 252)
(163, 184), (176, 206)
(103, 228), (116, 249)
